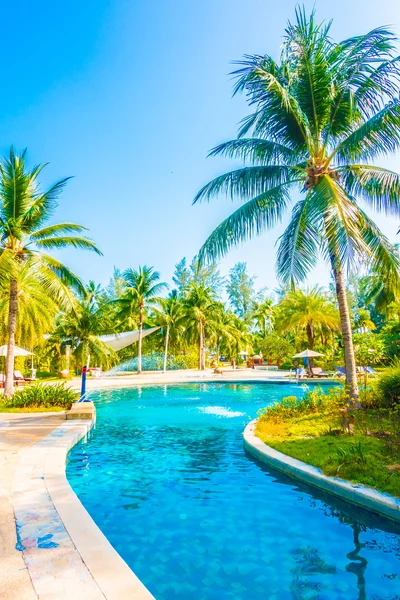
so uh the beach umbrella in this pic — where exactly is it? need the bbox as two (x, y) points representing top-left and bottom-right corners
(0, 345), (33, 356)
(292, 349), (324, 358)
(292, 349), (324, 370)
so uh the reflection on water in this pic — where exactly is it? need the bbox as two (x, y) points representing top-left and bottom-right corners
(67, 384), (400, 600)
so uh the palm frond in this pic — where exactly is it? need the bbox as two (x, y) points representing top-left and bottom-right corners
(232, 55), (311, 148)
(21, 178), (71, 230)
(208, 138), (299, 165)
(276, 195), (321, 284)
(334, 100), (400, 163)
(34, 235), (102, 254)
(36, 253), (85, 296)
(193, 165), (298, 204)
(30, 223), (89, 240)
(199, 182), (296, 263)
(282, 6), (334, 139)
(339, 164), (400, 215)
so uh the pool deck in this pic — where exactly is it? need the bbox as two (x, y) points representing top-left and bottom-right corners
(0, 408), (155, 600)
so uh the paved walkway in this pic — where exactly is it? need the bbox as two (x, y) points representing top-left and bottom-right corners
(0, 413), (64, 600)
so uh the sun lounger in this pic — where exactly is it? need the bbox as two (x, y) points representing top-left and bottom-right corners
(365, 366), (377, 376)
(14, 370), (36, 385)
(334, 366), (346, 377)
(310, 367), (334, 378)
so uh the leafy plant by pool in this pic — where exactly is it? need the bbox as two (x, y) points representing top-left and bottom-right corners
(1, 383), (77, 410)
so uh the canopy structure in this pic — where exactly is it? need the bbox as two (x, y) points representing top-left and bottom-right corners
(292, 349), (324, 359)
(0, 345), (33, 357)
(98, 327), (160, 352)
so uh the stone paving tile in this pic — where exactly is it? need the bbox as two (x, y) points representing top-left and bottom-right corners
(11, 421), (106, 600)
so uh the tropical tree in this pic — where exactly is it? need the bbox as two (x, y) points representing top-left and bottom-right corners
(226, 262), (257, 320)
(50, 287), (115, 371)
(194, 9), (400, 401)
(116, 266), (168, 373)
(153, 290), (184, 372)
(276, 288), (340, 350)
(182, 282), (219, 370)
(173, 256), (225, 296)
(252, 297), (275, 336)
(0, 261), (59, 350)
(0, 149), (101, 395)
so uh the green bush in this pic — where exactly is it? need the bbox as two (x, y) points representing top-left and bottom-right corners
(4, 383), (77, 409)
(258, 386), (345, 420)
(375, 365), (400, 408)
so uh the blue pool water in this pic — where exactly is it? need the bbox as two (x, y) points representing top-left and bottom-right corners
(67, 383), (400, 600)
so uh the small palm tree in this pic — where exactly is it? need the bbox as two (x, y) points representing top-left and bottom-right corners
(51, 290), (115, 371)
(0, 149), (101, 395)
(182, 282), (219, 370)
(276, 288), (340, 349)
(116, 266), (168, 373)
(194, 9), (400, 400)
(153, 290), (184, 372)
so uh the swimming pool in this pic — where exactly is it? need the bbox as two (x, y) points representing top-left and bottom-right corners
(67, 383), (400, 600)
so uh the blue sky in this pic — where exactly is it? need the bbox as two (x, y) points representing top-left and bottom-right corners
(2, 0), (399, 293)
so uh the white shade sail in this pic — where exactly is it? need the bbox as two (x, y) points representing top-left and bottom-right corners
(0, 345), (33, 357)
(292, 349), (324, 358)
(98, 327), (161, 352)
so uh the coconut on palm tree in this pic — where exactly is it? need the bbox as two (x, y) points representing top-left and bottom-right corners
(0, 149), (101, 396)
(116, 266), (168, 374)
(194, 9), (400, 400)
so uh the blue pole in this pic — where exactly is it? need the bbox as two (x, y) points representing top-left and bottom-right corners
(79, 365), (88, 402)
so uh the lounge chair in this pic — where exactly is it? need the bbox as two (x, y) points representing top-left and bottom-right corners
(334, 366), (346, 377)
(310, 367), (334, 378)
(14, 370), (37, 384)
(365, 366), (377, 376)
(295, 367), (307, 379)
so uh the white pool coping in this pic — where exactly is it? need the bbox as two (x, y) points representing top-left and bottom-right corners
(15, 409), (155, 600)
(243, 419), (400, 523)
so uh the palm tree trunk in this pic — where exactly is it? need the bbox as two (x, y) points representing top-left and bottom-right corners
(138, 308), (143, 374)
(5, 278), (18, 397)
(332, 265), (359, 401)
(163, 326), (170, 373)
(199, 321), (205, 370)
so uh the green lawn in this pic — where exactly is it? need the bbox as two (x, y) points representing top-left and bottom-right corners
(256, 411), (400, 497)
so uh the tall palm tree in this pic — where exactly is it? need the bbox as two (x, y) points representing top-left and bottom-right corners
(153, 290), (184, 372)
(116, 266), (167, 374)
(252, 298), (274, 336)
(0, 261), (59, 350)
(0, 149), (101, 396)
(276, 287), (340, 349)
(182, 282), (219, 370)
(194, 9), (400, 400)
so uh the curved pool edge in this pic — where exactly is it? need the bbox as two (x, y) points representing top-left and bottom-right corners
(15, 405), (155, 600)
(243, 418), (400, 524)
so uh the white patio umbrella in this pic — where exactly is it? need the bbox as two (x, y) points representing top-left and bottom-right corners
(0, 345), (33, 356)
(292, 349), (324, 358)
(292, 348), (324, 371)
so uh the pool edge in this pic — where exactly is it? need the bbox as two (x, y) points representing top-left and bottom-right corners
(44, 407), (156, 600)
(243, 418), (400, 524)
